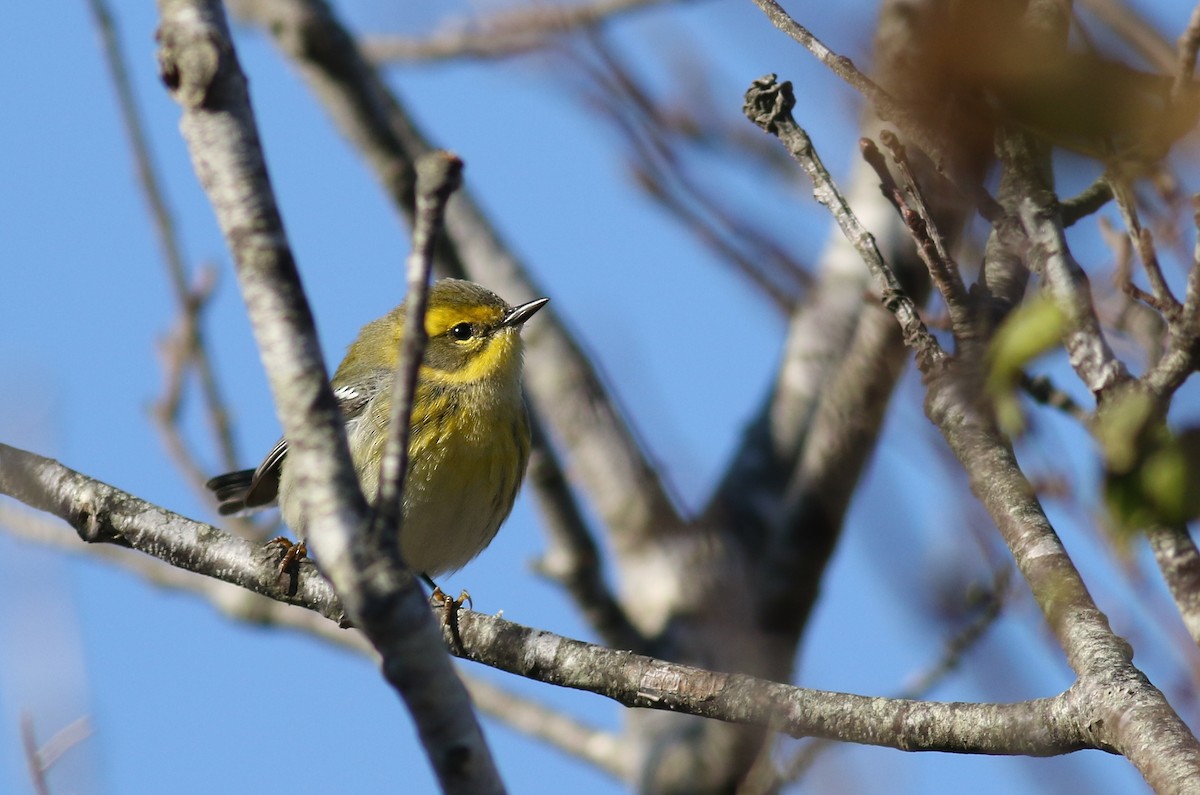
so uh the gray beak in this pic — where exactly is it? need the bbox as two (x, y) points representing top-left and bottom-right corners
(503, 297), (550, 328)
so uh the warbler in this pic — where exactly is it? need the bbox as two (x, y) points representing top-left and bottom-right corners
(207, 279), (548, 579)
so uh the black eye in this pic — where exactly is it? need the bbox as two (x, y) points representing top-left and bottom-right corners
(449, 322), (475, 341)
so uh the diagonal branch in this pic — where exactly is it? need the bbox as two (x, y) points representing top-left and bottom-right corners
(526, 418), (644, 652)
(999, 131), (1131, 398)
(0, 497), (368, 654)
(1147, 525), (1200, 648)
(0, 442), (343, 621)
(743, 76), (943, 370)
(87, 0), (241, 503)
(370, 153), (461, 547)
(152, 2), (503, 792)
(463, 675), (630, 780)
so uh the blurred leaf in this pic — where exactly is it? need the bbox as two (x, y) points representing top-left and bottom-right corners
(1100, 390), (1200, 534)
(1094, 389), (1157, 474)
(986, 296), (1067, 436)
(895, 0), (1200, 171)
(1141, 428), (1200, 525)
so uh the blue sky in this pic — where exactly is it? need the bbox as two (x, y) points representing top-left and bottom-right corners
(1, 0), (1197, 792)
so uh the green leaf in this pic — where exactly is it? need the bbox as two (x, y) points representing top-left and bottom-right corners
(986, 297), (1068, 436)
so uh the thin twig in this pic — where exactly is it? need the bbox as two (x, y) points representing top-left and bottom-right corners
(743, 75), (945, 370)
(362, 0), (673, 63)
(1175, 1), (1200, 100)
(1147, 525), (1200, 648)
(463, 675), (629, 780)
(874, 131), (971, 335)
(574, 33), (805, 311)
(1020, 374), (1091, 424)
(526, 420), (645, 653)
(1010, 161), (1131, 395)
(20, 714), (92, 795)
(20, 715), (50, 795)
(1110, 181), (1183, 319)
(1143, 197), (1200, 397)
(1060, 178), (1114, 227)
(1078, 0), (1177, 74)
(745, 0), (898, 123)
(370, 152), (462, 549)
(87, 0), (240, 481)
(746, 0), (1003, 221)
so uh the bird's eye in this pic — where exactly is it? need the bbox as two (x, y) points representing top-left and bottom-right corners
(449, 322), (475, 341)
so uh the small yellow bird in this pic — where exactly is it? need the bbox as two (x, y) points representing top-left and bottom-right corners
(207, 279), (548, 580)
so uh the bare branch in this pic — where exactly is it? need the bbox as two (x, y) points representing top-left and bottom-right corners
(447, 610), (1087, 755)
(872, 132), (972, 336)
(782, 568), (1012, 785)
(362, 0), (674, 63)
(1110, 179), (1183, 320)
(1175, 2), (1200, 99)
(573, 35), (805, 311)
(1020, 374), (1091, 425)
(370, 152), (461, 548)
(1060, 178), (1115, 227)
(463, 675), (630, 780)
(923, 364), (1200, 789)
(1143, 215), (1200, 397)
(0, 498), (370, 654)
(0, 445), (1109, 760)
(526, 420), (644, 652)
(1004, 131), (1131, 397)
(21, 715), (50, 795)
(745, 0), (1003, 217)
(152, 3), (503, 791)
(745, 0), (897, 124)
(1078, 0), (1178, 74)
(1147, 525), (1200, 648)
(20, 714), (93, 793)
(87, 0), (240, 484)
(0, 442), (344, 620)
(743, 76), (945, 370)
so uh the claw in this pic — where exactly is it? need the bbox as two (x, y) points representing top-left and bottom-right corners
(265, 536), (307, 595)
(429, 586), (472, 611)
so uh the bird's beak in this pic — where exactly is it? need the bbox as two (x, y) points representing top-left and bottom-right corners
(503, 297), (549, 328)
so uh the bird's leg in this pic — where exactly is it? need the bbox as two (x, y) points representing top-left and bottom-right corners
(264, 536), (308, 595)
(426, 577), (472, 612)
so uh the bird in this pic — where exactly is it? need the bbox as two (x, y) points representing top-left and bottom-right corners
(206, 278), (548, 582)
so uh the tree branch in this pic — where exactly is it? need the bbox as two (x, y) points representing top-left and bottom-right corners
(0, 443), (343, 620)
(87, 0), (242, 509)
(0, 442), (1120, 761)
(447, 609), (1089, 755)
(370, 152), (461, 547)
(921, 356), (1200, 791)
(361, 0), (676, 63)
(153, 2), (503, 791)
(463, 675), (630, 780)
(1147, 525), (1200, 648)
(1002, 133), (1131, 398)
(743, 76), (944, 370)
